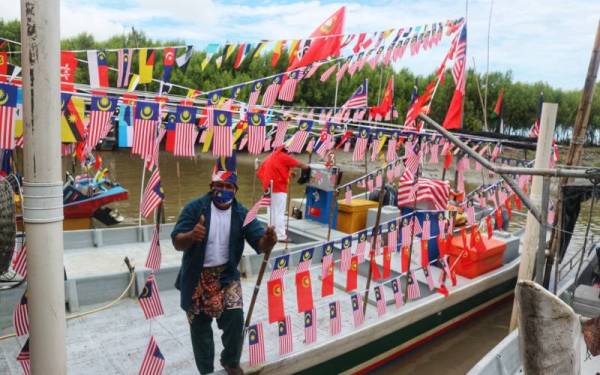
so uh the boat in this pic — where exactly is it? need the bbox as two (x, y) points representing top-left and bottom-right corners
(12, 169), (129, 230)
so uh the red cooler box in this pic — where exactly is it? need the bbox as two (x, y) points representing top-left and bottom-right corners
(446, 233), (506, 279)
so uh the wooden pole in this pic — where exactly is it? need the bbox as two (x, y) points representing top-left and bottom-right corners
(362, 181), (386, 315)
(509, 102), (558, 331)
(544, 21), (600, 287)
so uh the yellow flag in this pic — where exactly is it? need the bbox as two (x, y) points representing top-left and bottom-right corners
(201, 54), (212, 71)
(375, 135), (388, 155)
(14, 104), (23, 138)
(288, 40), (300, 60)
(201, 126), (214, 153)
(128, 74), (140, 92)
(138, 48), (154, 84)
(225, 44), (236, 61)
(61, 96), (86, 143)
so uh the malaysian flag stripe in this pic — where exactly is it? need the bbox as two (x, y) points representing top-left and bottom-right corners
(16, 338), (30, 375)
(12, 244), (27, 277)
(243, 193), (271, 227)
(375, 285), (387, 316)
(248, 125), (266, 155)
(272, 120), (288, 148)
(351, 294), (364, 327)
(140, 168), (164, 218)
(304, 308), (317, 344)
(212, 110), (232, 157)
(278, 315), (293, 356)
(248, 322), (266, 366)
(13, 292), (29, 336)
(173, 123), (197, 157)
(342, 80), (368, 109)
(117, 49), (133, 88)
(329, 301), (341, 336)
(138, 274), (164, 320)
(145, 227), (162, 272)
(139, 336), (165, 375)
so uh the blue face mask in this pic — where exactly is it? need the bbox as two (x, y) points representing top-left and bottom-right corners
(212, 188), (234, 206)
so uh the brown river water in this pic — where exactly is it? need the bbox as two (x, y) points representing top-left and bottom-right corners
(61, 148), (600, 374)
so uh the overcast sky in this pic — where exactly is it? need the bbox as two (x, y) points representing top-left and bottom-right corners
(1, 0), (599, 90)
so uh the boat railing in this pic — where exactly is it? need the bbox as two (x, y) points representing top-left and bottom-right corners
(557, 237), (596, 285)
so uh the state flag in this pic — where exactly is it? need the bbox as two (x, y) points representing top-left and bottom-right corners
(139, 48), (156, 84)
(295, 270), (313, 313)
(346, 255), (358, 292)
(176, 45), (194, 71)
(268, 278), (285, 323)
(60, 51), (78, 92)
(382, 245), (392, 279)
(321, 252), (334, 297)
(87, 49), (109, 88)
(60, 93), (85, 143)
(162, 47), (175, 83)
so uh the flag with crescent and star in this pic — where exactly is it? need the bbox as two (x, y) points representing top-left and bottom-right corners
(162, 47), (175, 83)
(212, 109), (232, 157)
(140, 167), (164, 218)
(247, 111), (266, 155)
(138, 273), (164, 320)
(248, 322), (266, 366)
(173, 105), (198, 157)
(0, 83), (17, 149)
(132, 101), (159, 159)
(267, 277), (285, 323)
(87, 95), (117, 150)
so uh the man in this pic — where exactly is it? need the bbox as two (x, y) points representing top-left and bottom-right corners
(257, 145), (309, 242)
(171, 155), (277, 375)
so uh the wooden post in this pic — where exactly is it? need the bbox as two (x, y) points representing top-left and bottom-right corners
(509, 102), (558, 331)
(544, 21), (600, 287)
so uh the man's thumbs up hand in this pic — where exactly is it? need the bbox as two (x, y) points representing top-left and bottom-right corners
(190, 214), (206, 242)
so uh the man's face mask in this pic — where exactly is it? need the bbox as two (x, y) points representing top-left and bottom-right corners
(211, 181), (236, 206)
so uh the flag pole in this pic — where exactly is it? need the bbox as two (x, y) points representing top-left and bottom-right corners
(362, 177), (386, 315)
(242, 180), (273, 346)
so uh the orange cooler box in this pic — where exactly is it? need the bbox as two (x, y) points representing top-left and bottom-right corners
(446, 234), (506, 279)
(336, 199), (379, 234)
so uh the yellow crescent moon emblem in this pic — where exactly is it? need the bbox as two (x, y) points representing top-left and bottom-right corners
(300, 121), (308, 130)
(0, 55), (4, 65)
(0, 89), (8, 106)
(305, 315), (311, 324)
(391, 223), (395, 231)
(211, 93), (219, 103)
(98, 51), (106, 60)
(97, 97), (111, 111)
(361, 129), (367, 138)
(351, 262), (357, 271)
(256, 82), (262, 90)
(249, 330), (256, 340)
(330, 306), (335, 316)
(140, 105), (154, 120)
(252, 114), (260, 125)
(217, 113), (228, 126)
(279, 322), (285, 333)
(326, 245), (332, 254)
(403, 219), (408, 225)
(439, 213), (444, 220)
(181, 110), (191, 123)
(278, 258), (286, 268)
(303, 251), (311, 261)
(344, 240), (349, 248)
(360, 233), (366, 242)
(273, 284), (281, 296)
(302, 276), (310, 288)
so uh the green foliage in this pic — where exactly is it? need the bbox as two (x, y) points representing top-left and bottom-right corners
(3, 22), (600, 142)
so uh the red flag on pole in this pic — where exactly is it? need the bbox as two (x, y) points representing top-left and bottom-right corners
(295, 270), (314, 312)
(382, 245), (391, 279)
(401, 246), (409, 273)
(346, 255), (358, 291)
(321, 254), (334, 297)
(267, 278), (285, 323)
(486, 215), (494, 239)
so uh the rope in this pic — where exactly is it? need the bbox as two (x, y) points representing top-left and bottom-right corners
(0, 261), (136, 342)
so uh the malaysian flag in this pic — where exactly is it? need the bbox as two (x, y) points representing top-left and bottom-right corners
(12, 244), (27, 277)
(248, 80), (263, 109)
(356, 230), (368, 263)
(145, 125), (166, 172)
(17, 338), (30, 375)
(262, 75), (283, 108)
(423, 265), (435, 291)
(173, 105), (198, 157)
(132, 102), (159, 160)
(248, 322), (266, 366)
(270, 254), (289, 280)
(374, 285), (387, 316)
(451, 26), (467, 94)
(391, 278), (404, 308)
(243, 189), (271, 227)
(287, 119), (312, 153)
(352, 127), (370, 161)
(138, 274), (164, 319)
(145, 227), (161, 272)
(0, 83), (17, 149)
(247, 111), (266, 155)
(403, 140), (422, 175)
(13, 292), (28, 336)
(422, 216), (431, 240)
(278, 315), (293, 356)
(397, 168), (450, 211)
(407, 271), (421, 300)
(401, 218), (412, 247)
(342, 80), (368, 109)
(272, 119), (289, 148)
(86, 95), (117, 151)
(117, 48), (133, 88)
(140, 168), (164, 218)
(320, 64), (337, 82)
(340, 236), (352, 272)
(297, 248), (314, 273)
(139, 336), (165, 375)
(329, 301), (341, 336)
(388, 220), (398, 252)
(351, 293), (364, 327)
(278, 70), (300, 102)
(212, 110), (232, 157)
(466, 201), (475, 225)
(304, 308), (317, 344)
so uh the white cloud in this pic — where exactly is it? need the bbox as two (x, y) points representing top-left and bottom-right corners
(1, 0), (599, 89)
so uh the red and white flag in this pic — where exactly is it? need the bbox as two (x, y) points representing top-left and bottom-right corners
(145, 227), (162, 272)
(116, 48), (133, 88)
(374, 285), (387, 316)
(86, 95), (117, 151)
(87, 49), (109, 89)
(248, 322), (266, 366)
(278, 315), (293, 356)
(351, 293), (364, 327)
(391, 278), (404, 308)
(16, 339), (30, 375)
(140, 168), (164, 218)
(320, 64), (337, 82)
(243, 190), (271, 227)
(329, 300), (341, 336)
(272, 120), (288, 148)
(138, 336), (165, 375)
(407, 271), (421, 300)
(13, 292), (29, 337)
(278, 70), (300, 102)
(304, 308), (317, 344)
(138, 274), (164, 320)
(212, 110), (233, 157)
(422, 217), (431, 240)
(247, 112), (266, 155)
(0, 83), (17, 149)
(12, 244), (27, 277)
(132, 102), (160, 160)
(261, 76), (283, 108)
(287, 120), (312, 153)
